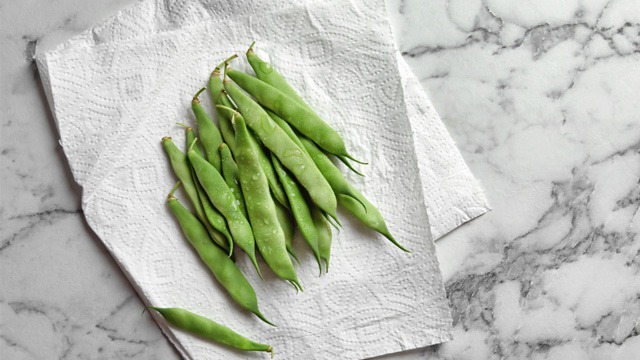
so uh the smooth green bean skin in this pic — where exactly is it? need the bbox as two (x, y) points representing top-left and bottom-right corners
(337, 187), (410, 252)
(311, 204), (332, 272)
(167, 196), (271, 324)
(149, 307), (273, 355)
(185, 126), (205, 157)
(209, 68), (237, 153)
(234, 115), (301, 289)
(188, 149), (263, 277)
(192, 88), (224, 171)
(194, 174), (234, 253)
(212, 74), (287, 207)
(266, 110), (305, 150)
(216, 107), (294, 211)
(272, 153), (322, 272)
(226, 68), (357, 162)
(246, 44), (306, 106)
(274, 199), (299, 264)
(248, 48), (363, 173)
(245, 127), (289, 209)
(220, 143), (247, 218)
(221, 82), (337, 218)
(298, 136), (366, 209)
(185, 129), (234, 252)
(163, 137), (204, 218)
(163, 137), (228, 250)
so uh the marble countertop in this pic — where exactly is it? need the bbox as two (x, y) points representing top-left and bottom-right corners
(2, 0), (639, 359)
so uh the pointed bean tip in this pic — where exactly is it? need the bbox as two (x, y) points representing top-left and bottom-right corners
(383, 232), (411, 252)
(161, 136), (172, 142)
(347, 153), (368, 165)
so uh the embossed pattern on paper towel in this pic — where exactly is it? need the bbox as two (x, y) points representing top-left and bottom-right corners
(46, 0), (490, 240)
(43, 2), (455, 359)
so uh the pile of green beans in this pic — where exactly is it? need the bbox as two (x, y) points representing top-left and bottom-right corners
(152, 43), (409, 356)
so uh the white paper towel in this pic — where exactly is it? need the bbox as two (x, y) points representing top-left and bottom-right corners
(36, 0), (490, 358)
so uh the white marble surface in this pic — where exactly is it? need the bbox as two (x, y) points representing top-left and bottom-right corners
(2, 0), (639, 359)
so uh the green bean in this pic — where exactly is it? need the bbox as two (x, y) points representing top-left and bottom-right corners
(233, 114), (301, 290)
(188, 144), (263, 277)
(266, 111), (346, 229)
(250, 139), (289, 210)
(298, 136), (366, 209)
(209, 58), (238, 152)
(166, 185), (271, 325)
(265, 110), (305, 150)
(274, 200), (299, 264)
(181, 123), (204, 156)
(183, 128), (234, 253)
(246, 41), (306, 107)
(220, 78), (337, 218)
(272, 153), (322, 273)
(219, 143), (247, 219)
(194, 167), (234, 254)
(192, 88), (224, 171)
(212, 68), (289, 207)
(162, 136), (230, 253)
(217, 91), (237, 153)
(246, 45), (365, 175)
(148, 307), (273, 356)
(338, 187), (410, 252)
(310, 204), (332, 272)
(226, 67), (364, 166)
(235, 125), (288, 209)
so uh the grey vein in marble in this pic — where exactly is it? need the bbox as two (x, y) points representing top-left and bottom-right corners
(381, 0), (640, 359)
(2, 0), (640, 359)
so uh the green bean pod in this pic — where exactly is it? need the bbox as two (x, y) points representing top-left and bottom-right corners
(219, 143), (247, 218)
(209, 60), (238, 153)
(192, 88), (224, 171)
(246, 45), (363, 174)
(183, 124), (205, 156)
(246, 42), (306, 106)
(272, 153), (322, 273)
(234, 114), (301, 290)
(311, 204), (332, 272)
(226, 68), (362, 165)
(267, 111), (346, 227)
(218, 91), (238, 153)
(298, 136), (366, 209)
(274, 200), (299, 264)
(194, 171), (234, 254)
(188, 147), (263, 277)
(185, 128), (234, 253)
(166, 189), (271, 325)
(162, 137), (229, 252)
(149, 307), (273, 356)
(338, 187), (410, 252)
(220, 80), (337, 218)
(246, 128), (289, 209)
(212, 66), (288, 207)
(218, 100), (290, 209)
(265, 110), (305, 150)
